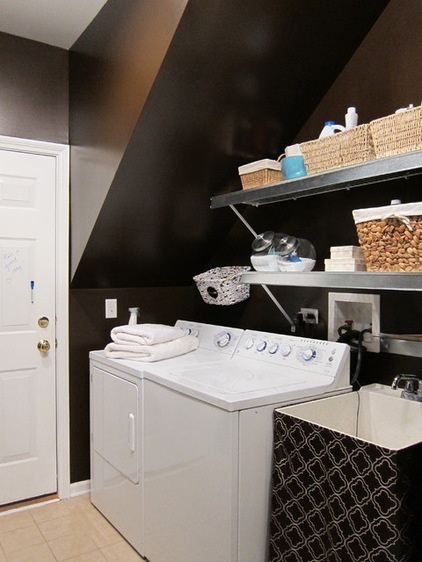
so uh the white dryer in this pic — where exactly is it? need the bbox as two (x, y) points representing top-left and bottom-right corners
(90, 360), (143, 552)
(89, 320), (243, 556)
(142, 329), (351, 562)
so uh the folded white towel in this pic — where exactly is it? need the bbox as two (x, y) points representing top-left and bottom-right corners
(111, 323), (185, 346)
(104, 334), (199, 362)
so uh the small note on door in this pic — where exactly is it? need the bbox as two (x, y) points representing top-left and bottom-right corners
(1, 246), (29, 326)
(2, 249), (23, 282)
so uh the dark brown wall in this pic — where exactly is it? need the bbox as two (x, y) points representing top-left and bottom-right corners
(69, 0), (189, 278)
(68, 0), (390, 482)
(296, 0), (422, 140)
(217, 0), (422, 388)
(2, 0), (419, 488)
(0, 32), (68, 143)
(67, 0), (422, 484)
(69, 286), (197, 483)
(70, 0), (389, 288)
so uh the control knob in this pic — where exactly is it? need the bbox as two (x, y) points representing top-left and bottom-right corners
(184, 327), (198, 337)
(216, 332), (231, 348)
(302, 348), (316, 362)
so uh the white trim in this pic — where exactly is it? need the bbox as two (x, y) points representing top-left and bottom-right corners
(70, 480), (91, 497)
(0, 498), (60, 517)
(0, 480), (90, 516)
(0, 135), (70, 500)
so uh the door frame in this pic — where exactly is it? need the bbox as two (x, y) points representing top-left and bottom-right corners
(0, 134), (70, 500)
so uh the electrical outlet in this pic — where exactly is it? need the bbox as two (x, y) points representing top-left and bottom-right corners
(300, 308), (319, 324)
(105, 298), (117, 318)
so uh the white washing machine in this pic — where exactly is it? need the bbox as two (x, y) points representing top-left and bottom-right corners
(142, 329), (351, 562)
(89, 320), (243, 556)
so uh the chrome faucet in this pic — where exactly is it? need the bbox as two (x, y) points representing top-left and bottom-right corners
(391, 374), (422, 402)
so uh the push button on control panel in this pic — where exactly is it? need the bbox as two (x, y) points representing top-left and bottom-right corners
(280, 344), (292, 357)
(268, 343), (279, 354)
(245, 338), (254, 350)
(256, 340), (267, 352)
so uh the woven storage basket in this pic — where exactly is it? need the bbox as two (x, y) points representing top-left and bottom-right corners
(193, 266), (251, 305)
(353, 201), (422, 272)
(238, 159), (282, 190)
(300, 124), (374, 175)
(369, 105), (422, 158)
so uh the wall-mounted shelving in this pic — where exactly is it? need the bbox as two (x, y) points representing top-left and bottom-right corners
(211, 150), (422, 208)
(211, 150), (422, 292)
(241, 271), (422, 292)
(380, 334), (422, 358)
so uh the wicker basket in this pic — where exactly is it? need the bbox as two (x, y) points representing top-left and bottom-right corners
(369, 105), (422, 158)
(193, 266), (251, 305)
(238, 159), (282, 190)
(300, 124), (374, 175)
(353, 201), (422, 272)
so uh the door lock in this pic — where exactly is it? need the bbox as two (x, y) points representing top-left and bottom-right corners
(38, 316), (49, 328)
(37, 339), (51, 353)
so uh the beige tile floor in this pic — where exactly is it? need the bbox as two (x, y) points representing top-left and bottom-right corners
(0, 494), (143, 562)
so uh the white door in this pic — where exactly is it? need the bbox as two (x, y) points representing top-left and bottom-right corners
(0, 148), (57, 505)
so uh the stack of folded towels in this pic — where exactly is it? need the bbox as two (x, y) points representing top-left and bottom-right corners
(104, 323), (199, 362)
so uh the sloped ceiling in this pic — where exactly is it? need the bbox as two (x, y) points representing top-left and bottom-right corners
(70, 0), (390, 288)
(0, 0), (107, 49)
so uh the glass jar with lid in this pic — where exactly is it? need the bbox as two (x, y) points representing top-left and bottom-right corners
(276, 235), (316, 272)
(250, 231), (284, 272)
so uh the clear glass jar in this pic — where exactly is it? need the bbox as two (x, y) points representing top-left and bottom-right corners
(276, 235), (316, 272)
(250, 231), (283, 272)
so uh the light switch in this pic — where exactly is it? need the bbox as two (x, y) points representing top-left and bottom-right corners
(105, 298), (117, 318)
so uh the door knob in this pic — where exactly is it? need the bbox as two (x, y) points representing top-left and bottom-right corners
(37, 340), (51, 353)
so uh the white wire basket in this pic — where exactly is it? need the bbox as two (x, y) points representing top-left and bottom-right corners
(193, 266), (251, 305)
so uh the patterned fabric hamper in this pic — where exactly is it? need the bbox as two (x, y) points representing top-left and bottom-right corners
(269, 409), (422, 562)
(352, 201), (422, 272)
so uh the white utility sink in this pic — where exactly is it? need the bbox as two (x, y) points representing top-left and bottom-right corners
(277, 383), (422, 450)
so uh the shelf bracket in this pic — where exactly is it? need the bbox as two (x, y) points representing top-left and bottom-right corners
(229, 204), (258, 237)
(229, 205), (294, 327)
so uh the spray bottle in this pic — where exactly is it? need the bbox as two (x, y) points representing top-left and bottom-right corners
(128, 307), (140, 325)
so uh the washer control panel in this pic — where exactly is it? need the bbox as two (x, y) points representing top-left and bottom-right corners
(236, 329), (349, 378)
(174, 321), (349, 379)
(175, 320), (243, 356)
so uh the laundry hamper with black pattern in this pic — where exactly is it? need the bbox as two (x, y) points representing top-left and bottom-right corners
(193, 266), (251, 305)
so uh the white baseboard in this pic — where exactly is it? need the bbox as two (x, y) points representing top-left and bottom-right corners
(70, 480), (91, 497)
(0, 481), (91, 516)
(0, 497), (59, 516)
